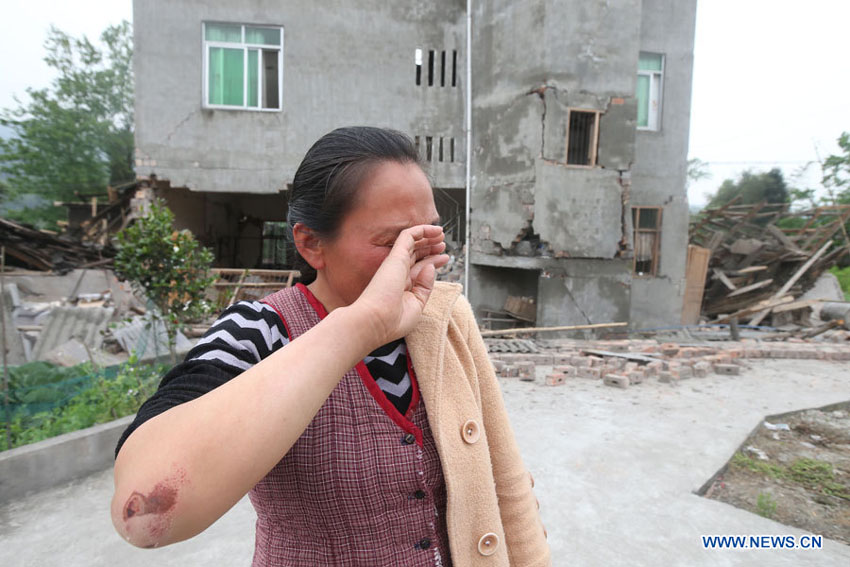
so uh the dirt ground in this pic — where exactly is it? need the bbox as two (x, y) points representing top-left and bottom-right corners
(704, 402), (850, 544)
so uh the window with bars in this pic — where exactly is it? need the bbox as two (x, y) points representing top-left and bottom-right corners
(566, 109), (601, 166)
(632, 207), (662, 276)
(636, 52), (664, 130)
(415, 48), (457, 87)
(203, 22), (283, 110)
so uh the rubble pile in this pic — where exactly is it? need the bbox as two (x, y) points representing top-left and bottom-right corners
(689, 201), (850, 327)
(0, 217), (114, 273)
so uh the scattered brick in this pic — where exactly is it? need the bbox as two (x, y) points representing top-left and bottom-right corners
(579, 367), (602, 379)
(658, 371), (677, 384)
(545, 372), (566, 386)
(714, 364), (741, 376)
(694, 361), (711, 378)
(554, 365), (577, 377)
(603, 374), (629, 389)
(660, 343), (680, 356)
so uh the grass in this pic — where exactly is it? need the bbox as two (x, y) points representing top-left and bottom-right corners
(756, 492), (777, 518)
(829, 265), (850, 301)
(731, 452), (850, 501)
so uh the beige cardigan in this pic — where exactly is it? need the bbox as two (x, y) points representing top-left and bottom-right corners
(406, 282), (551, 567)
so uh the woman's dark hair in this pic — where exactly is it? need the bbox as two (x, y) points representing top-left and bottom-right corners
(287, 126), (422, 284)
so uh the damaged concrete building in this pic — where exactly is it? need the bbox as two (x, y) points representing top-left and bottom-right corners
(133, 0), (697, 328)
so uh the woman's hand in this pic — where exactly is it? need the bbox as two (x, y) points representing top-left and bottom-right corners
(353, 224), (449, 345)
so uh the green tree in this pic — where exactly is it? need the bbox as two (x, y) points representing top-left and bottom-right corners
(686, 157), (711, 189)
(707, 168), (791, 209)
(822, 132), (850, 204)
(0, 21), (133, 229)
(114, 200), (216, 363)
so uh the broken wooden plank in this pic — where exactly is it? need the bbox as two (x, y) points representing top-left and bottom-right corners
(749, 241), (832, 326)
(580, 349), (662, 364)
(713, 295), (794, 325)
(770, 299), (820, 314)
(766, 224), (804, 254)
(712, 268), (737, 291)
(730, 266), (768, 275)
(727, 278), (773, 297)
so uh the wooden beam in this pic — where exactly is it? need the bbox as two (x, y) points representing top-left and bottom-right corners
(479, 322), (627, 337)
(727, 278), (773, 297)
(749, 241), (832, 326)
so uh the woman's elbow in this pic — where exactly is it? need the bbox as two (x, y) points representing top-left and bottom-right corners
(110, 477), (181, 549)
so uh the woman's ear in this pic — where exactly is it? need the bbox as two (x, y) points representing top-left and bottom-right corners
(292, 222), (325, 271)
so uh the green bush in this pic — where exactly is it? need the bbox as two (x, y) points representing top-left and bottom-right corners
(114, 199), (215, 362)
(1, 356), (165, 452)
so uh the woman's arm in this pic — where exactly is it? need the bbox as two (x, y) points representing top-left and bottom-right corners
(111, 225), (448, 548)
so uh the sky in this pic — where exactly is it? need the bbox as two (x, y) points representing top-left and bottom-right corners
(1, 0), (849, 208)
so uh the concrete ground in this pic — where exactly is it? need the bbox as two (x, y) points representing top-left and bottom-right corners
(1, 359), (849, 566)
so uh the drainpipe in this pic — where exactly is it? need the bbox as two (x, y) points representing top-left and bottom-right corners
(463, 0), (472, 298)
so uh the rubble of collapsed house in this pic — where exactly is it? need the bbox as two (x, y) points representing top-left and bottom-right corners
(687, 200), (850, 335)
(0, 186), (301, 369)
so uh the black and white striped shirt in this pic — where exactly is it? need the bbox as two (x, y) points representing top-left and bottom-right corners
(115, 300), (414, 457)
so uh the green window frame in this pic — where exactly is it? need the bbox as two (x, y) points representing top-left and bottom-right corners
(636, 52), (664, 131)
(203, 22), (283, 111)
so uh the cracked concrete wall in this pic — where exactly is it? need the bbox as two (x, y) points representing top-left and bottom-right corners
(628, 0), (698, 328)
(533, 163), (623, 257)
(537, 260), (631, 328)
(134, 0), (466, 194)
(469, 0), (646, 327)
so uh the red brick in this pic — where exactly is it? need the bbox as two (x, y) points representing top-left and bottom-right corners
(545, 372), (566, 386)
(579, 367), (602, 379)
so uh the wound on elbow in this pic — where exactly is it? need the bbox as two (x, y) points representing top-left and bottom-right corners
(123, 483), (178, 521)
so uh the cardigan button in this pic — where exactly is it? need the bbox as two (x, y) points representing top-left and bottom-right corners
(477, 532), (500, 556)
(402, 433), (416, 445)
(414, 490), (426, 500)
(418, 537), (431, 549)
(461, 419), (480, 444)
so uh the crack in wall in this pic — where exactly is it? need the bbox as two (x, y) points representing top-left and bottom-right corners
(561, 279), (593, 325)
(617, 169), (631, 259)
(526, 84), (552, 160)
(161, 109), (200, 145)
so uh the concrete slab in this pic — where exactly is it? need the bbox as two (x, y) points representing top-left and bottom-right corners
(0, 359), (848, 565)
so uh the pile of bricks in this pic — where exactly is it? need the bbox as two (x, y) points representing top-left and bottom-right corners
(488, 335), (850, 389)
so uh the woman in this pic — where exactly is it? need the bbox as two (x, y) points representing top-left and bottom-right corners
(112, 127), (550, 566)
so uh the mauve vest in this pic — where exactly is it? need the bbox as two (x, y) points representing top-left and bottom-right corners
(250, 284), (452, 566)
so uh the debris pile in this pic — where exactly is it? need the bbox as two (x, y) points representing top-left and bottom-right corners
(689, 201), (850, 327)
(0, 218), (114, 273)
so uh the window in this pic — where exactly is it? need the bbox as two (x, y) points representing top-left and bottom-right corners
(203, 23), (283, 110)
(566, 109), (600, 166)
(632, 207), (662, 276)
(636, 52), (663, 130)
(261, 222), (288, 267)
(414, 48), (458, 87)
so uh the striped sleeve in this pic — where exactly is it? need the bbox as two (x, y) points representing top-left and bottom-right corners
(115, 300), (289, 458)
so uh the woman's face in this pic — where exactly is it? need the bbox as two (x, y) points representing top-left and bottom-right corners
(312, 160), (440, 310)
